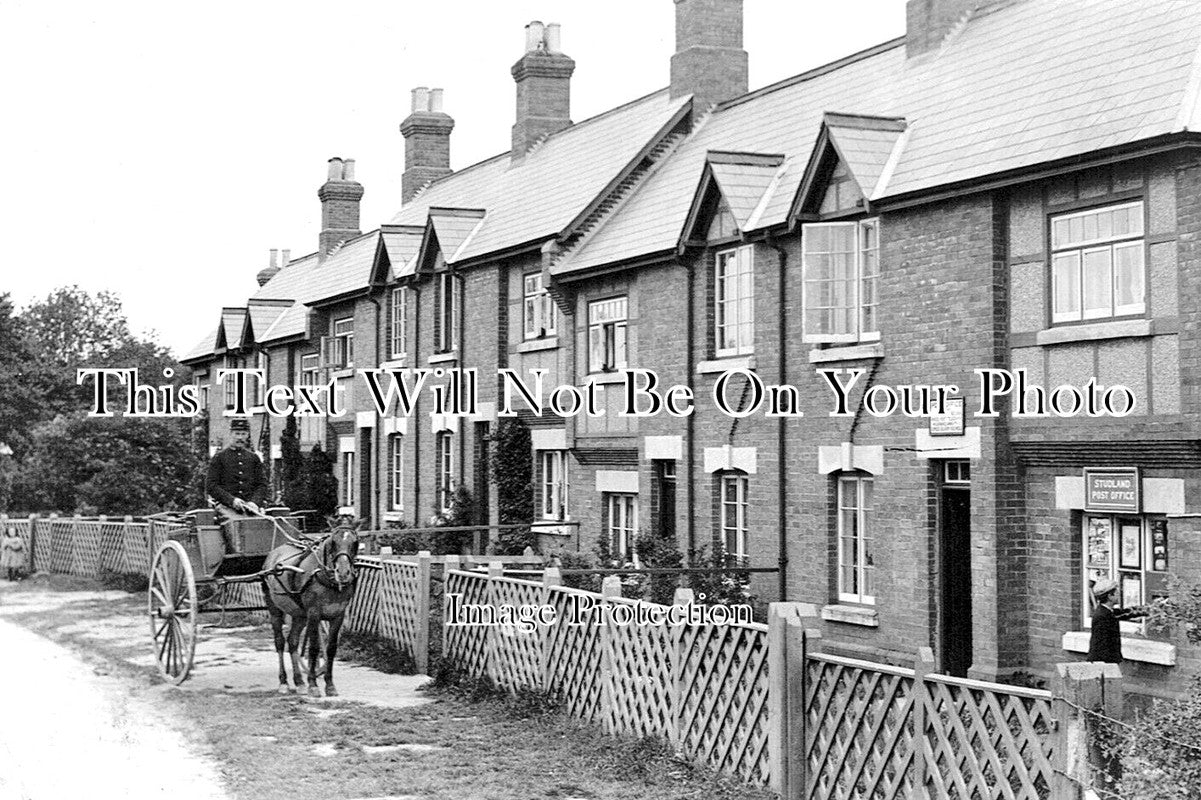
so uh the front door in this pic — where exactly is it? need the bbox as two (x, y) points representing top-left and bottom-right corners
(940, 461), (972, 677)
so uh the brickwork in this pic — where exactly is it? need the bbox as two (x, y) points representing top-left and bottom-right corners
(670, 0), (747, 116)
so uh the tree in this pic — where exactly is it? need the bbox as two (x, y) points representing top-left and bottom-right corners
(0, 294), (54, 462)
(302, 444), (339, 526)
(490, 418), (535, 552)
(279, 416), (305, 510)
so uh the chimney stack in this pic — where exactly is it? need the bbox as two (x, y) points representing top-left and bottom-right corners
(318, 157), (364, 259)
(511, 21), (575, 159)
(670, 0), (748, 122)
(256, 249), (281, 286)
(400, 86), (455, 203)
(906, 0), (982, 57)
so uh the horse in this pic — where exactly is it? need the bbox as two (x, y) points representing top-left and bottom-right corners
(261, 516), (364, 697)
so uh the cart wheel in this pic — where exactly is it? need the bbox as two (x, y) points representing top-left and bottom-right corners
(148, 540), (198, 685)
(299, 620), (330, 679)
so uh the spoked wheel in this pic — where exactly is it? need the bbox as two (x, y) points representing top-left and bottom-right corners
(299, 619), (330, 679)
(148, 540), (198, 685)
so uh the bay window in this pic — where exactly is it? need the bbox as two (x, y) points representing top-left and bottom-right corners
(802, 219), (879, 343)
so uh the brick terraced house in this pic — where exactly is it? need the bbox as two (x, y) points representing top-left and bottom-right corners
(182, 0), (1201, 701)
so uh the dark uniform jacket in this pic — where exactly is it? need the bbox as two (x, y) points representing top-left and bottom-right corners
(206, 446), (268, 508)
(1087, 603), (1124, 663)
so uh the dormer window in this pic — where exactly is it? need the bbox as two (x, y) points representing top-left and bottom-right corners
(801, 219), (880, 343)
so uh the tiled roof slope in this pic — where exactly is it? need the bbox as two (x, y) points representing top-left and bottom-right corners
(823, 114), (907, 201)
(380, 225), (424, 280)
(708, 154), (785, 230)
(247, 300), (292, 342)
(221, 308), (247, 350)
(562, 0), (1201, 273)
(390, 90), (690, 263)
(181, 327), (219, 363)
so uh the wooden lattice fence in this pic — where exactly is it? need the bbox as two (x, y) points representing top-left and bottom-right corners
(345, 555), (431, 672)
(442, 568), (774, 787)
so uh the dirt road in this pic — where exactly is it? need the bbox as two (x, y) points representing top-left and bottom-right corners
(0, 614), (229, 800)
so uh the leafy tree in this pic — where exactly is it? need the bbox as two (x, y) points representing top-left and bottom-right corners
(279, 415), (305, 510)
(0, 294), (54, 462)
(302, 444), (339, 526)
(490, 419), (535, 553)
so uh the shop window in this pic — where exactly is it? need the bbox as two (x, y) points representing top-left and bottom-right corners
(715, 245), (754, 357)
(588, 296), (628, 372)
(1051, 201), (1145, 323)
(1083, 514), (1169, 629)
(605, 492), (638, 561)
(720, 472), (749, 559)
(541, 450), (569, 520)
(838, 475), (875, 604)
(523, 273), (556, 339)
(802, 219), (880, 343)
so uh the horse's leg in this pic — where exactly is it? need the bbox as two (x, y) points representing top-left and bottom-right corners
(324, 615), (344, 697)
(286, 615), (306, 690)
(267, 602), (290, 694)
(305, 609), (323, 697)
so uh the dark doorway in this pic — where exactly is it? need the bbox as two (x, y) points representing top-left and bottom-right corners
(473, 422), (491, 527)
(940, 461), (972, 677)
(654, 460), (676, 539)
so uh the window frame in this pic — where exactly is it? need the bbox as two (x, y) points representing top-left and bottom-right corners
(540, 450), (569, 521)
(714, 244), (755, 358)
(435, 431), (453, 513)
(388, 434), (404, 512)
(801, 218), (880, 344)
(587, 295), (628, 373)
(1049, 200), (1146, 325)
(837, 474), (875, 605)
(605, 492), (638, 562)
(523, 273), (556, 340)
(1082, 513), (1168, 632)
(342, 449), (355, 507)
(389, 286), (408, 360)
(435, 272), (456, 354)
(324, 317), (354, 369)
(719, 472), (749, 559)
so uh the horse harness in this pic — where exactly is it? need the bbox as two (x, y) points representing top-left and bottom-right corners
(265, 535), (357, 605)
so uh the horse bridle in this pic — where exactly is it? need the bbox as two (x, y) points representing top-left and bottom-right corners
(318, 529), (358, 591)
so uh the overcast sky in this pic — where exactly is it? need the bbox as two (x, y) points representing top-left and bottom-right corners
(0, 0), (905, 356)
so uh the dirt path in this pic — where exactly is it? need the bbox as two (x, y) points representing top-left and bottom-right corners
(0, 615), (228, 800)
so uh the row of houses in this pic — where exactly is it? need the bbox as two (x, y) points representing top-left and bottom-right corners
(182, 0), (1201, 699)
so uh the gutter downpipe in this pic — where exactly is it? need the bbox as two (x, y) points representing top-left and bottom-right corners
(368, 293), (383, 525)
(685, 255), (696, 561)
(765, 231), (789, 601)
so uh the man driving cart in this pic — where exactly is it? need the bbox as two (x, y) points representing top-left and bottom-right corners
(206, 417), (268, 550)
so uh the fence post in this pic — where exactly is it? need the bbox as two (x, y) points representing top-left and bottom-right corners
(122, 516), (134, 573)
(486, 562), (504, 684)
(1050, 661), (1122, 800)
(600, 575), (622, 735)
(415, 550), (432, 674)
(912, 647), (935, 795)
(767, 603), (789, 795)
(789, 623), (819, 799)
(29, 514), (39, 573)
(540, 567), (562, 691)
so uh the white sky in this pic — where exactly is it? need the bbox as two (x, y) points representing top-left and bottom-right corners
(0, 0), (905, 356)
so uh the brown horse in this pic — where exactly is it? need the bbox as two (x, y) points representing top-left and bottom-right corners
(261, 517), (363, 697)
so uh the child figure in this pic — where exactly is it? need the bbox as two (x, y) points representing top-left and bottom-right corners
(1, 527), (26, 581)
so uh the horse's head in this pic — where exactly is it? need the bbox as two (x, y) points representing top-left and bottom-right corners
(322, 516), (366, 589)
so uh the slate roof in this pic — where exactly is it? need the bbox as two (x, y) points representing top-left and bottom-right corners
(221, 308), (247, 350)
(560, 0), (1201, 273)
(707, 153), (786, 230)
(247, 300), (292, 343)
(425, 209), (487, 265)
(379, 225), (425, 280)
(390, 89), (691, 263)
(181, 327), (220, 364)
(822, 114), (908, 201)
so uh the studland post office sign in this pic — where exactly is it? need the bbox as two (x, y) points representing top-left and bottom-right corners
(1084, 468), (1141, 513)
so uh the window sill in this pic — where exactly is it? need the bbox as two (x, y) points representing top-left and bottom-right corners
(516, 337), (559, 354)
(1036, 318), (1151, 347)
(808, 342), (884, 364)
(698, 355), (755, 374)
(1061, 631), (1176, 666)
(587, 371), (627, 385)
(383, 511), (405, 522)
(381, 357), (408, 369)
(821, 604), (879, 627)
(428, 352), (458, 365)
(331, 368), (354, 380)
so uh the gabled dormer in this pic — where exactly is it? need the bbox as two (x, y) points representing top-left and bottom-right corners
(219, 307), (252, 352)
(371, 224), (425, 287)
(415, 208), (487, 273)
(678, 151), (786, 253)
(791, 112), (907, 221)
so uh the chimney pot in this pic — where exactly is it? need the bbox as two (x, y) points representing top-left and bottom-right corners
(327, 157), (344, 181)
(343, 159), (356, 181)
(269, 248), (278, 269)
(525, 21), (545, 52)
(318, 156), (363, 258)
(281, 249), (291, 266)
(411, 86), (430, 113)
(544, 23), (561, 53)
(429, 88), (444, 113)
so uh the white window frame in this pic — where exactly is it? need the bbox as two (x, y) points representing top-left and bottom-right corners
(435, 272), (456, 354)
(801, 218), (880, 344)
(389, 434), (403, 511)
(606, 493), (638, 561)
(324, 317), (354, 369)
(587, 296), (628, 373)
(342, 450), (355, 507)
(720, 473), (749, 559)
(435, 431), (453, 513)
(837, 475), (875, 604)
(390, 287), (408, 360)
(523, 273), (556, 340)
(1082, 514), (1168, 632)
(252, 351), (267, 409)
(1051, 201), (1145, 324)
(541, 450), (569, 520)
(223, 355), (243, 410)
(715, 245), (754, 357)
(299, 353), (319, 386)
